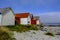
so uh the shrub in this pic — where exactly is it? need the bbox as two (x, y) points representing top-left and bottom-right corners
(6, 24), (38, 32)
(28, 25), (38, 30)
(40, 23), (44, 30)
(45, 32), (54, 36)
(0, 27), (14, 40)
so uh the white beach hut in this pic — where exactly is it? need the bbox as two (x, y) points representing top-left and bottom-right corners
(0, 7), (15, 26)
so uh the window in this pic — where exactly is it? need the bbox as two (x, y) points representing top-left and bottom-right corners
(0, 13), (1, 14)
(28, 21), (30, 23)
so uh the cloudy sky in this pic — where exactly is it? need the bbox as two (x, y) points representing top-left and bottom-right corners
(0, 0), (60, 23)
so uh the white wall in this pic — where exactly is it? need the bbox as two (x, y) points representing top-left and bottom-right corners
(0, 15), (2, 25)
(36, 20), (40, 25)
(20, 16), (31, 25)
(2, 10), (15, 25)
(20, 18), (28, 25)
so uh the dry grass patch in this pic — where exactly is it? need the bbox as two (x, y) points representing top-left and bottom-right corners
(0, 27), (14, 40)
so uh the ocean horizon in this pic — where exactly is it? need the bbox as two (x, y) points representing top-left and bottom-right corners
(44, 23), (60, 26)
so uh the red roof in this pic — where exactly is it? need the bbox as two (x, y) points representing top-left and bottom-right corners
(15, 13), (30, 18)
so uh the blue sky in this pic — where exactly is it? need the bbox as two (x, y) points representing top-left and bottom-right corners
(0, 0), (60, 23)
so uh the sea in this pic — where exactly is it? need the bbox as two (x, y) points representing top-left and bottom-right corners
(44, 23), (60, 27)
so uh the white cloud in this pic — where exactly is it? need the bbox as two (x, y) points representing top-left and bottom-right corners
(39, 12), (60, 23)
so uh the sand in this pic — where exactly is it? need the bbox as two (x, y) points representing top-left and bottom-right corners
(13, 30), (60, 40)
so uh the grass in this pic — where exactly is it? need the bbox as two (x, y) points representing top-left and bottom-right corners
(0, 27), (14, 40)
(0, 24), (38, 40)
(45, 32), (54, 36)
(6, 24), (38, 32)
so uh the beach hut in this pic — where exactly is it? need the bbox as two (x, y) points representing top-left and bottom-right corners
(34, 16), (40, 25)
(0, 7), (15, 26)
(15, 13), (41, 25)
(15, 13), (33, 25)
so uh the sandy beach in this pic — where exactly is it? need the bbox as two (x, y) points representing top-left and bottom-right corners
(13, 30), (60, 40)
